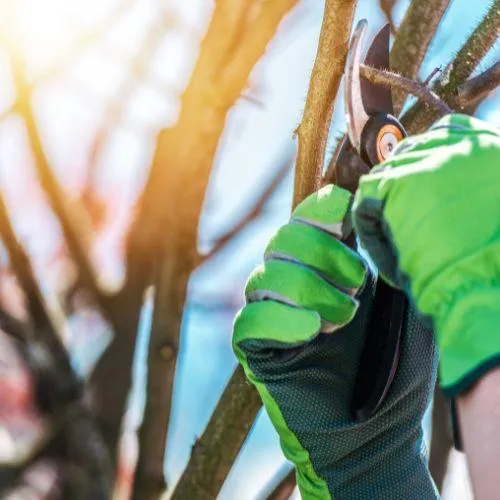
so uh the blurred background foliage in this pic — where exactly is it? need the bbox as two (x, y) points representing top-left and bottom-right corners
(0, 0), (497, 498)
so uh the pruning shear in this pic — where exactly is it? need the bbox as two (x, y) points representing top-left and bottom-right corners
(334, 20), (409, 422)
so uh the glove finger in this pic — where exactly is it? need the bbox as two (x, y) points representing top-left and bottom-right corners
(245, 260), (358, 332)
(292, 184), (353, 239)
(265, 222), (366, 294)
(233, 301), (321, 353)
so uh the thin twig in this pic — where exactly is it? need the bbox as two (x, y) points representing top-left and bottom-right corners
(458, 60), (500, 107)
(360, 64), (452, 114)
(379, 0), (397, 36)
(402, 0), (500, 133)
(261, 466), (297, 500)
(200, 153), (293, 264)
(422, 66), (442, 86)
(0, 307), (29, 342)
(0, 194), (58, 339)
(293, 0), (357, 208)
(9, 54), (114, 322)
(390, 0), (451, 114)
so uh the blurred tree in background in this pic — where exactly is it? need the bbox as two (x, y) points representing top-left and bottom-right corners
(0, 0), (497, 499)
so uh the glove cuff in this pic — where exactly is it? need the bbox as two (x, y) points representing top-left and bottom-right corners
(438, 288), (500, 398)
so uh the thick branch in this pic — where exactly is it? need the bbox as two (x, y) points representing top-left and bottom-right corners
(133, 2), (299, 495)
(390, 0), (451, 114)
(172, 4), (356, 498)
(360, 64), (452, 114)
(458, 60), (500, 107)
(402, 0), (500, 133)
(293, 0), (357, 208)
(131, 252), (187, 500)
(217, 1), (299, 101)
(90, 0), (299, 488)
(171, 367), (262, 499)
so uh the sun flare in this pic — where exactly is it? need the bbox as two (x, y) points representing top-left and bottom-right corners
(2, 0), (114, 73)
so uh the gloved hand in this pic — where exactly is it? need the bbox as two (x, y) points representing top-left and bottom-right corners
(353, 113), (500, 398)
(233, 185), (437, 499)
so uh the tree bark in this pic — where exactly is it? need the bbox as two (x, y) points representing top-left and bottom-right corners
(171, 367), (262, 499)
(402, 0), (500, 133)
(173, 2), (358, 498)
(128, 2), (299, 499)
(458, 60), (500, 107)
(132, 249), (190, 499)
(390, 0), (451, 114)
(294, 0), (358, 207)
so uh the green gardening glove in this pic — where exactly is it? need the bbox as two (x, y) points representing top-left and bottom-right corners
(233, 185), (438, 499)
(353, 113), (500, 398)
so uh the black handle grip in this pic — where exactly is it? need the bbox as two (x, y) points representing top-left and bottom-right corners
(334, 113), (407, 421)
(350, 280), (407, 421)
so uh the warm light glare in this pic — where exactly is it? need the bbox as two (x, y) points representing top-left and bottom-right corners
(3, 0), (113, 73)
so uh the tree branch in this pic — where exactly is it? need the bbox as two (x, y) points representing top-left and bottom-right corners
(379, 0), (397, 36)
(172, 4), (357, 498)
(458, 60), (500, 108)
(92, 1), (300, 495)
(0, 307), (29, 342)
(9, 55), (114, 323)
(0, 194), (58, 342)
(402, 0), (500, 133)
(171, 367), (262, 499)
(360, 64), (452, 114)
(0, 195), (112, 498)
(260, 466), (297, 500)
(390, 0), (451, 114)
(200, 153), (293, 264)
(293, 0), (357, 208)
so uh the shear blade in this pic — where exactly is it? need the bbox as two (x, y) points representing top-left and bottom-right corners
(344, 21), (394, 154)
(360, 23), (394, 116)
(344, 19), (370, 154)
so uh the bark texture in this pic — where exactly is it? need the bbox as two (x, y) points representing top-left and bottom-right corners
(390, 0), (451, 114)
(294, 0), (358, 207)
(402, 0), (500, 133)
(129, 2), (299, 498)
(171, 367), (262, 499)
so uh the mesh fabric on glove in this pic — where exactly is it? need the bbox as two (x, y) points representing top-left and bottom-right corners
(233, 185), (438, 499)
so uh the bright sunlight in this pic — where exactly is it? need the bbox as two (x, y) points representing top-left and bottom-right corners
(2, 0), (117, 75)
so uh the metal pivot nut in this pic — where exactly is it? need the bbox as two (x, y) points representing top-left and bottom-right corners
(360, 112), (407, 166)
